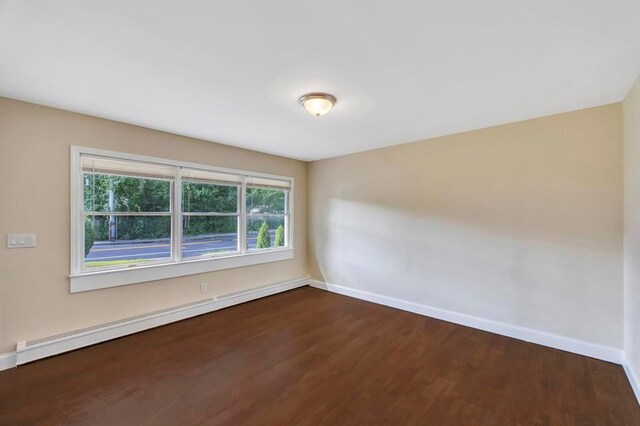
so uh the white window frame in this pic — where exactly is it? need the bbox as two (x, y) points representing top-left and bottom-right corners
(70, 146), (294, 293)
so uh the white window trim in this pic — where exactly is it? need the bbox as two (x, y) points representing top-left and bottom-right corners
(70, 146), (294, 293)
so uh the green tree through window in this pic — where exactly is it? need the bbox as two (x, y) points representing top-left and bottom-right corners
(256, 222), (271, 248)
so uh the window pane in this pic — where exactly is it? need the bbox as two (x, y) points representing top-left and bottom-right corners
(247, 215), (285, 250)
(182, 182), (238, 213)
(182, 216), (239, 258)
(246, 188), (286, 214)
(84, 215), (172, 268)
(84, 174), (171, 213)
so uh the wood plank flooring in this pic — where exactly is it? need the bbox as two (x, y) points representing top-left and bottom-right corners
(0, 287), (638, 425)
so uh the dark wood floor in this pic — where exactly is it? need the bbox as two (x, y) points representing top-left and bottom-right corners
(0, 287), (638, 425)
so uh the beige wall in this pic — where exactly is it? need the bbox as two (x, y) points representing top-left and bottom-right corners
(0, 97), (307, 354)
(0, 95), (627, 356)
(624, 75), (640, 373)
(308, 104), (623, 347)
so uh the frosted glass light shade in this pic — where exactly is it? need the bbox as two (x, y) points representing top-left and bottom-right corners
(299, 93), (336, 117)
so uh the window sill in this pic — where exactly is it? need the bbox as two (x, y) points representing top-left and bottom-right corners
(69, 249), (294, 293)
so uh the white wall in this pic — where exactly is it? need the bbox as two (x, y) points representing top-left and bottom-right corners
(624, 75), (640, 377)
(309, 104), (623, 348)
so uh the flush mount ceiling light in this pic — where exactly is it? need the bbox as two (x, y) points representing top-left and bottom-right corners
(299, 92), (337, 117)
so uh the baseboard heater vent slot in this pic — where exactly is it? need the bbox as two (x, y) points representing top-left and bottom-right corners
(16, 298), (215, 365)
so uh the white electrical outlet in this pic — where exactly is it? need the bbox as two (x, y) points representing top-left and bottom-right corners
(200, 283), (208, 293)
(7, 233), (36, 248)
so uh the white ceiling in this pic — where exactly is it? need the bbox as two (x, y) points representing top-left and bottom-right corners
(1, 1), (639, 161)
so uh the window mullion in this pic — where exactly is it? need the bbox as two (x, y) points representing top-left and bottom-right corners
(182, 212), (238, 217)
(84, 211), (172, 216)
(285, 190), (290, 247)
(173, 167), (183, 262)
(286, 185), (293, 249)
(240, 177), (247, 254)
(74, 149), (84, 274)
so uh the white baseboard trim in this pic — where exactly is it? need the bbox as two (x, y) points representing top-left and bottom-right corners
(0, 352), (17, 371)
(215, 277), (309, 310)
(309, 280), (623, 365)
(623, 353), (640, 405)
(9, 277), (309, 367)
